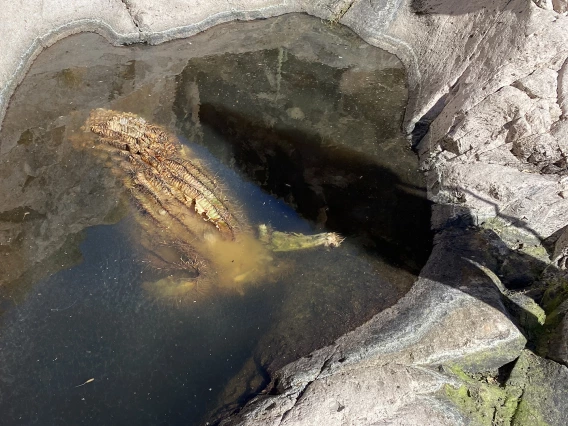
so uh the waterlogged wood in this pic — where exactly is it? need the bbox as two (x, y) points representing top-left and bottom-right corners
(85, 109), (342, 299)
(87, 109), (239, 239)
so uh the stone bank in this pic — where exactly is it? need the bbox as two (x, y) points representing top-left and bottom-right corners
(1, 1), (568, 425)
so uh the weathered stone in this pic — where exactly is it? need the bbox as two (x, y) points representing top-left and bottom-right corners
(217, 227), (526, 425)
(507, 350), (568, 426)
(434, 162), (568, 237)
(524, 99), (562, 134)
(512, 67), (558, 100)
(511, 133), (563, 165)
(440, 86), (531, 157)
(559, 58), (568, 117)
(441, 365), (523, 426)
(444, 349), (568, 426)
(505, 292), (546, 343)
(439, 83), (562, 162)
(552, 0), (568, 13)
(417, 3), (568, 242)
(551, 120), (568, 157)
(546, 299), (568, 365)
(222, 363), (464, 426)
(539, 264), (568, 366)
(117, 0), (299, 41)
(552, 225), (568, 269)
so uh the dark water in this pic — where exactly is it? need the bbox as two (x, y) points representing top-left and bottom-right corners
(0, 14), (431, 426)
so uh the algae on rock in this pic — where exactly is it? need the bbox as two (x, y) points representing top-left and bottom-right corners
(443, 365), (521, 426)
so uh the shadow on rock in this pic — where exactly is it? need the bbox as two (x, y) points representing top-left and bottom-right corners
(411, 0), (527, 15)
(192, 104), (568, 426)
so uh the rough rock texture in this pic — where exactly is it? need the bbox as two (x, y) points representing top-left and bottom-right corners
(507, 350), (568, 425)
(440, 349), (568, 426)
(552, 225), (568, 268)
(2, 1), (567, 240)
(216, 227), (526, 425)
(1, 0), (567, 425)
(547, 299), (568, 364)
(415, 3), (568, 238)
(539, 268), (568, 366)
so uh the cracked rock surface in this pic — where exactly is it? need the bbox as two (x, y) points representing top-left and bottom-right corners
(1, 0), (568, 425)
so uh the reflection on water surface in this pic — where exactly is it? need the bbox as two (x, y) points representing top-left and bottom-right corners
(0, 14), (431, 426)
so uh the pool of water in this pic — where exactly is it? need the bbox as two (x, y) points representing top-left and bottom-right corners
(0, 14), (431, 425)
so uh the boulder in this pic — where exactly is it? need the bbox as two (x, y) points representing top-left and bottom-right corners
(546, 299), (568, 365)
(218, 227), (527, 425)
(512, 67), (558, 100)
(507, 350), (568, 425)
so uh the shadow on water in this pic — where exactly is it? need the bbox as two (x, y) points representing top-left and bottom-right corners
(195, 103), (433, 275)
(193, 106), (568, 422)
(0, 8), (561, 426)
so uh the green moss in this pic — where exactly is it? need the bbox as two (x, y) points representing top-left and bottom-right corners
(535, 284), (567, 358)
(481, 218), (542, 248)
(513, 399), (550, 426)
(506, 351), (555, 426)
(444, 365), (521, 426)
(445, 351), (565, 426)
(519, 244), (549, 260)
(504, 292), (546, 345)
(448, 327), (526, 373)
(540, 276), (568, 314)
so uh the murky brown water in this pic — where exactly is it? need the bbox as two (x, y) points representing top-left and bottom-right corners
(0, 14), (431, 426)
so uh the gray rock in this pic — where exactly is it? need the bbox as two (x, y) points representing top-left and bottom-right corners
(512, 67), (558, 100)
(218, 227), (526, 425)
(416, 3), (568, 240)
(540, 265), (568, 366)
(533, 0), (554, 10)
(507, 350), (568, 426)
(222, 363), (465, 426)
(552, 225), (568, 269)
(524, 99), (562, 135)
(547, 299), (568, 365)
(551, 119), (568, 158)
(432, 162), (568, 237)
(559, 58), (568, 118)
(511, 133), (563, 165)
(440, 86), (531, 157)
